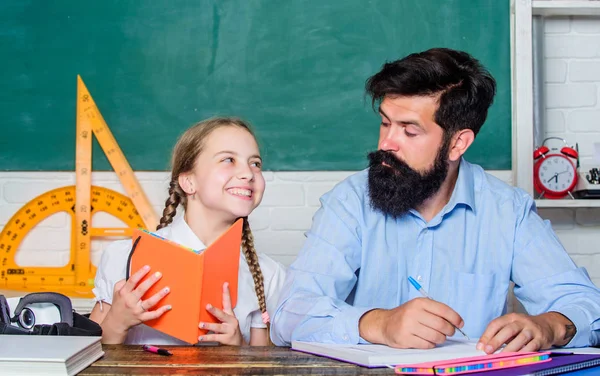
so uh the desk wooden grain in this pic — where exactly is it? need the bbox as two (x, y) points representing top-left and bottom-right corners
(80, 345), (393, 375)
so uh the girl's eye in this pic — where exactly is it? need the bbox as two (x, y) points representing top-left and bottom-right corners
(222, 157), (234, 163)
(251, 161), (262, 168)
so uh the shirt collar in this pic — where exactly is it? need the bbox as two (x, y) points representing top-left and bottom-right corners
(169, 214), (207, 251)
(444, 158), (476, 214)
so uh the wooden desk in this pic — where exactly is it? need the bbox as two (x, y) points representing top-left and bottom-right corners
(80, 345), (600, 375)
(80, 345), (392, 375)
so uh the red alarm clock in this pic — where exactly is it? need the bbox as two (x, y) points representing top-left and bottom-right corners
(533, 137), (579, 199)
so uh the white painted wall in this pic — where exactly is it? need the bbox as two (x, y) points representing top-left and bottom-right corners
(540, 15), (600, 286)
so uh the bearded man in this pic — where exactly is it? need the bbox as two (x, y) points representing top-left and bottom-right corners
(271, 48), (600, 352)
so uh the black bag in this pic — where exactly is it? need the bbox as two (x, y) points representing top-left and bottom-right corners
(0, 292), (102, 336)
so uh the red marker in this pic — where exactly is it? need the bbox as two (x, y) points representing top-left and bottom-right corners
(142, 344), (173, 356)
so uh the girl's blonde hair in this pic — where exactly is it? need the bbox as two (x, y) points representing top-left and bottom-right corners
(157, 117), (272, 344)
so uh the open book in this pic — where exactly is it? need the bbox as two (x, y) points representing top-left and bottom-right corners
(0, 335), (104, 376)
(128, 218), (243, 344)
(292, 338), (487, 368)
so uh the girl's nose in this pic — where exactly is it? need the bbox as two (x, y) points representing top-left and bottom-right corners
(237, 165), (254, 181)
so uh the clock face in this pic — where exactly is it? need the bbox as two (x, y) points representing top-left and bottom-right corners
(536, 155), (576, 194)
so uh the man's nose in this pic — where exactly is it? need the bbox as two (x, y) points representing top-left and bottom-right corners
(379, 131), (400, 152)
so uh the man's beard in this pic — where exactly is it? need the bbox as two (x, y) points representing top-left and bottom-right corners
(367, 140), (451, 218)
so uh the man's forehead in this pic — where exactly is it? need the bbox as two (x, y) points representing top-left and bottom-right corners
(379, 96), (438, 123)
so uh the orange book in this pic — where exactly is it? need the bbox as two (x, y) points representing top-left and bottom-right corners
(127, 218), (243, 344)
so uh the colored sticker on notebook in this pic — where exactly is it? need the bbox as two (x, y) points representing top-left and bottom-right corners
(395, 352), (551, 375)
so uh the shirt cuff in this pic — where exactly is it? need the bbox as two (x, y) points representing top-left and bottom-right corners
(332, 305), (373, 344)
(553, 306), (592, 348)
(250, 310), (268, 329)
(91, 287), (112, 306)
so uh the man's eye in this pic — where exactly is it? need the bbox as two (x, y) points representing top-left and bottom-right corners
(381, 122), (391, 127)
(405, 130), (417, 137)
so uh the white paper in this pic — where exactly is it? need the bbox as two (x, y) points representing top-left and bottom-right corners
(551, 347), (600, 355)
(292, 338), (488, 367)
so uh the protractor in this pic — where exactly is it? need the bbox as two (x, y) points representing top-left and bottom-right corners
(0, 185), (144, 297)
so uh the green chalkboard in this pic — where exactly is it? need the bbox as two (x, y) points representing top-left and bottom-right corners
(0, 0), (511, 171)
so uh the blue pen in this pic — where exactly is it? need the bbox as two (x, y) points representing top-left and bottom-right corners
(408, 276), (470, 340)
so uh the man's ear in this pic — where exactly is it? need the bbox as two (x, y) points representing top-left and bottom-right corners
(178, 173), (195, 196)
(448, 129), (475, 162)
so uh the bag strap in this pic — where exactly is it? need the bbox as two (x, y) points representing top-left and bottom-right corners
(0, 294), (102, 336)
(0, 295), (11, 324)
(13, 292), (73, 326)
(30, 312), (102, 336)
(0, 322), (30, 335)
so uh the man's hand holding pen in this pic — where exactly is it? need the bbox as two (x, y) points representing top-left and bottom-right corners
(358, 298), (466, 349)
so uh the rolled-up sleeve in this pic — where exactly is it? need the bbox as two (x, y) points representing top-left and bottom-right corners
(512, 197), (600, 347)
(271, 188), (373, 346)
(92, 239), (129, 306)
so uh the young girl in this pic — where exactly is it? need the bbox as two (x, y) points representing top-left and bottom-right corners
(89, 117), (286, 346)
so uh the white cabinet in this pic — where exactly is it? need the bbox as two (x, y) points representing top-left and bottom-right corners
(512, 0), (600, 208)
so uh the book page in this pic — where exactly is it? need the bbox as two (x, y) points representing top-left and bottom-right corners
(347, 338), (478, 354)
(357, 338), (486, 365)
(552, 347), (600, 355)
(293, 338), (488, 367)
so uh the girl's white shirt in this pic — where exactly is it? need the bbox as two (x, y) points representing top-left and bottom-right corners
(92, 215), (286, 345)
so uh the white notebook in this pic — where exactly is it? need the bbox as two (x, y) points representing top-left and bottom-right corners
(292, 338), (486, 368)
(0, 335), (104, 376)
(551, 347), (600, 355)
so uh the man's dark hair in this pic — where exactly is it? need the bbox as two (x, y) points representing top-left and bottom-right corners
(365, 48), (496, 137)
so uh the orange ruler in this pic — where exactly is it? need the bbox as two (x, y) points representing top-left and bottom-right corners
(0, 76), (158, 297)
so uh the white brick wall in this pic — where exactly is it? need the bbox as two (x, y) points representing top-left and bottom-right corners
(2, 15), (600, 312)
(542, 15), (600, 287)
(545, 16), (600, 166)
(0, 171), (351, 269)
(0, 170), (510, 269)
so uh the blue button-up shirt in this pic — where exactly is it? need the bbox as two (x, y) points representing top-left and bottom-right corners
(272, 159), (600, 348)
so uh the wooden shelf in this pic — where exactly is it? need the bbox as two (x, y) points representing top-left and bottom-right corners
(512, 0), (600, 209)
(535, 199), (600, 208)
(533, 1), (600, 16)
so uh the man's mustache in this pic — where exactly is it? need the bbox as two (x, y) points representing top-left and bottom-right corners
(368, 150), (408, 172)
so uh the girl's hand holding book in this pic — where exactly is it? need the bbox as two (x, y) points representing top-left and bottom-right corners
(106, 265), (172, 333)
(198, 282), (243, 346)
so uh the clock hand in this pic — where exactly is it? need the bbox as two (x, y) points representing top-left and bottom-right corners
(547, 173), (558, 183)
(553, 170), (571, 183)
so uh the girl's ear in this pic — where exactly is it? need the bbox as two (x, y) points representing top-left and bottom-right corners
(178, 173), (195, 196)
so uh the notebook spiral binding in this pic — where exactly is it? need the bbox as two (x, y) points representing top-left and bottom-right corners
(534, 357), (600, 376)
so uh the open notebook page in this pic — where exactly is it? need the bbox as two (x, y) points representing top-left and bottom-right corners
(292, 338), (489, 367)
